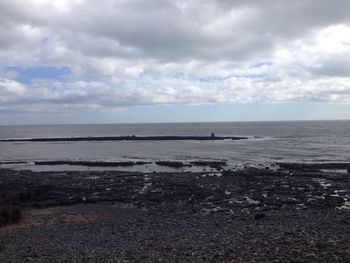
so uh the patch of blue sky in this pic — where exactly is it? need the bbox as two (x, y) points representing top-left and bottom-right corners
(5, 66), (71, 84)
(249, 62), (273, 68)
(196, 76), (228, 83)
(193, 73), (268, 83)
(167, 72), (268, 83)
(234, 73), (268, 79)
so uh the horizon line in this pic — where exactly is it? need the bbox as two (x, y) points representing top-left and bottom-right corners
(1, 118), (350, 127)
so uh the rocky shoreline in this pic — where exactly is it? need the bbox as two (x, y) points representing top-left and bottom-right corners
(1, 165), (350, 262)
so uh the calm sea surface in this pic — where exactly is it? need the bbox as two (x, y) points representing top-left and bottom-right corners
(1, 121), (350, 171)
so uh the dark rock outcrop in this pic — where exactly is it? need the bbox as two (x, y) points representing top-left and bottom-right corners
(190, 161), (226, 169)
(155, 161), (187, 168)
(0, 191), (26, 227)
(277, 162), (350, 171)
(34, 161), (150, 167)
(0, 135), (247, 142)
(0, 206), (21, 226)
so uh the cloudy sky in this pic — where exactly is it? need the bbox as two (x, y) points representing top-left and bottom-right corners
(1, 0), (350, 124)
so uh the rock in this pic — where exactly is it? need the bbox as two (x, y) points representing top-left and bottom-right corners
(19, 191), (33, 202)
(155, 161), (186, 168)
(0, 206), (21, 226)
(253, 213), (266, 220)
(190, 161), (226, 169)
(2, 135), (248, 142)
(35, 161), (150, 167)
(323, 195), (344, 207)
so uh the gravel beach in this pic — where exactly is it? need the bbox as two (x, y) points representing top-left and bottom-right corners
(1, 166), (350, 262)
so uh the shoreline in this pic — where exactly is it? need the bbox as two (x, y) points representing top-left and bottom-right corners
(3, 159), (350, 171)
(1, 166), (350, 262)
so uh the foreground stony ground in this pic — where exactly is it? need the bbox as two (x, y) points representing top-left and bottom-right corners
(0, 166), (350, 262)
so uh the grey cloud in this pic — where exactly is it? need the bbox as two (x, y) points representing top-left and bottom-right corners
(0, 0), (350, 114)
(74, 0), (350, 61)
(310, 56), (350, 77)
(3, 0), (349, 62)
(1, 0), (349, 62)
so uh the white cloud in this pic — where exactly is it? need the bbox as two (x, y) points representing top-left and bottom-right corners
(0, 0), (350, 113)
(0, 78), (27, 97)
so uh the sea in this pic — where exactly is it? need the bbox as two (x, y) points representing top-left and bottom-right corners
(1, 120), (350, 172)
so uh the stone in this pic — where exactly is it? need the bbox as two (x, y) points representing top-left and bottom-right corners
(253, 213), (266, 220)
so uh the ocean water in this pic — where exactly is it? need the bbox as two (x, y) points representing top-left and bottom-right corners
(1, 121), (350, 171)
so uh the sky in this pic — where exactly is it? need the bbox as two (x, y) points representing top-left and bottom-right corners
(1, 0), (350, 125)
